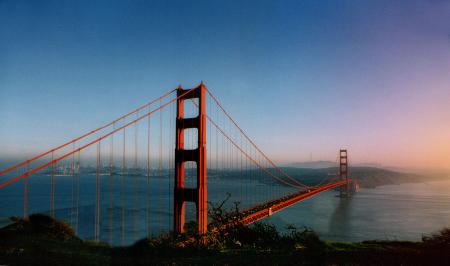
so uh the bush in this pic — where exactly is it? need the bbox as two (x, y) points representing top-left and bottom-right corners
(28, 214), (77, 241)
(0, 214), (78, 242)
(285, 226), (324, 249)
(422, 227), (450, 247)
(236, 222), (280, 248)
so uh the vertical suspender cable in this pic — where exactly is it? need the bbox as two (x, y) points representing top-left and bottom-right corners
(240, 133), (243, 205)
(109, 122), (114, 244)
(51, 151), (55, 218)
(158, 99), (162, 234)
(133, 112), (138, 241)
(216, 108), (218, 181)
(146, 108), (151, 237)
(75, 151), (80, 235)
(23, 163), (29, 219)
(168, 101), (173, 231)
(121, 128), (126, 245)
(95, 141), (101, 242)
(71, 143), (75, 226)
(135, 113), (138, 170)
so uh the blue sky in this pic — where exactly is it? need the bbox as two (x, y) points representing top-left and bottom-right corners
(1, 0), (449, 169)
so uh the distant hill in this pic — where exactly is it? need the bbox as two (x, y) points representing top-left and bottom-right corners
(215, 166), (430, 188)
(342, 166), (424, 188)
(285, 161), (337, 169)
(277, 166), (426, 188)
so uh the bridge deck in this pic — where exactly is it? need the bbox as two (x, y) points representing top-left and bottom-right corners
(240, 180), (351, 225)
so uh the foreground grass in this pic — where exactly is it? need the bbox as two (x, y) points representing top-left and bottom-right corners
(0, 215), (449, 265)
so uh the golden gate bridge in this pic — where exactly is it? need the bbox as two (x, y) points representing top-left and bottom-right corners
(0, 83), (352, 245)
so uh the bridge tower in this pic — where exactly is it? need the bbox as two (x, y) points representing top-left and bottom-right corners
(174, 83), (208, 235)
(339, 149), (349, 197)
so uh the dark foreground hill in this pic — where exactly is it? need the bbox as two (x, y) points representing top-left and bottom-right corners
(1, 215), (449, 266)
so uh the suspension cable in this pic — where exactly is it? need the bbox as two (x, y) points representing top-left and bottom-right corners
(204, 89), (311, 189)
(0, 88), (196, 189)
(189, 97), (311, 189)
(0, 89), (176, 176)
(206, 115), (306, 189)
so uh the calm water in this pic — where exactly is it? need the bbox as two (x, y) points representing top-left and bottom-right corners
(266, 179), (450, 242)
(0, 173), (449, 245)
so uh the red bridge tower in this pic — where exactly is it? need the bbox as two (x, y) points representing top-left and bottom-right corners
(339, 149), (350, 197)
(174, 83), (208, 235)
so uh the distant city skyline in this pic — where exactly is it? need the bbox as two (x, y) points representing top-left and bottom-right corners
(1, 0), (449, 171)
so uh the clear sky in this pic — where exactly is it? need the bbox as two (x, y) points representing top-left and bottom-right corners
(1, 0), (449, 170)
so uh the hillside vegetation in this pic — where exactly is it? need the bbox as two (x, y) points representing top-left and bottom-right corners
(1, 212), (449, 265)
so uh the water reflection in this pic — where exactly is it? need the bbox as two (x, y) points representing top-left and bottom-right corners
(328, 196), (353, 240)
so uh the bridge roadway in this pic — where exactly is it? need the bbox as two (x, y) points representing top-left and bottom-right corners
(240, 179), (351, 225)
